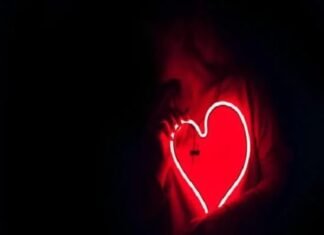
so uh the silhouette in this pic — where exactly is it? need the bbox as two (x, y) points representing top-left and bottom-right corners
(138, 4), (292, 235)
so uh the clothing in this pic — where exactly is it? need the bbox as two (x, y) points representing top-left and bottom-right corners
(155, 75), (291, 235)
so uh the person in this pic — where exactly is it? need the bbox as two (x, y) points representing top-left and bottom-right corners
(139, 10), (292, 235)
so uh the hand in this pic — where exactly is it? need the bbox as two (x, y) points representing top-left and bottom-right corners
(159, 109), (187, 137)
(156, 109), (188, 187)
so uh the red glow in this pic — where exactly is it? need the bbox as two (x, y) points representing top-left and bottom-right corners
(170, 101), (250, 214)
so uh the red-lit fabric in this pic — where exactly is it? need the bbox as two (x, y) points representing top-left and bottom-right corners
(157, 76), (290, 235)
(150, 15), (291, 235)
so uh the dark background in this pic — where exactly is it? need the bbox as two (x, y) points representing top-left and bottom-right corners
(3, 0), (324, 234)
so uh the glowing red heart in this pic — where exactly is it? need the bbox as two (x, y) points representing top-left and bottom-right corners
(170, 101), (251, 214)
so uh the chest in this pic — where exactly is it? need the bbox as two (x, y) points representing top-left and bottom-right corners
(169, 101), (252, 213)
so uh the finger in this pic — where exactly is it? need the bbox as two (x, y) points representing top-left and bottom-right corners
(169, 114), (180, 129)
(173, 108), (189, 123)
(169, 115), (178, 130)
(172, 109), (183, 126)
(161, 113), (178, 136)
(160, 120), (171, 137)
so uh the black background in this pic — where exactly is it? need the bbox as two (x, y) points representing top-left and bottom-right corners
(3, 0), (324, 234)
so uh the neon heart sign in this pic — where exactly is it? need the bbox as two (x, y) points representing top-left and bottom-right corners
(169, 101), (251, 214)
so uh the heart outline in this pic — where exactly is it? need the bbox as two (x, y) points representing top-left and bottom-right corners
(169, 101), (251, 214)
